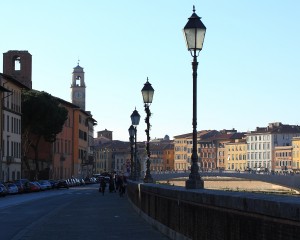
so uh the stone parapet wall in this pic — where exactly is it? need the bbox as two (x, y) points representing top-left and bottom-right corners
(127, 182), (300, 240)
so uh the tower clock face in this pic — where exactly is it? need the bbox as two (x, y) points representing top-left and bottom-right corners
(74, 91), (83, 99)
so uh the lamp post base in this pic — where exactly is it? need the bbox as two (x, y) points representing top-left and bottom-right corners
(185, 178), (204, 189)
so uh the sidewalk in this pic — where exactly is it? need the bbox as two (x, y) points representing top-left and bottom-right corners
(27, 185), (170, 240)
(94, 189), (170, 239)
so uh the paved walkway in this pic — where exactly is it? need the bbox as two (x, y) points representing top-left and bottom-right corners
(22, 185), (170, 240)
(88, 188), (170, 239)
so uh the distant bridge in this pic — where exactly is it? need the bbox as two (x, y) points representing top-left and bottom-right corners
(151, 171), (300, 191)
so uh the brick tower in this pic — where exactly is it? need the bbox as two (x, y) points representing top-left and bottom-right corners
(3, 50), (32, 89)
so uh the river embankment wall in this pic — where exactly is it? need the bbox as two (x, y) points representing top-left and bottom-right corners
(127, 182), (300, 240)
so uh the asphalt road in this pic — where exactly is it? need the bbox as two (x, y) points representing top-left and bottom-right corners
(0, 184), (169, 240)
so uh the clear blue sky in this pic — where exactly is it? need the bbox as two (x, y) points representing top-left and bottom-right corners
(1, 1), (299, 141)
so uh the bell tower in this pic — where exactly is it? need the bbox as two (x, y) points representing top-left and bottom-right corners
(3, 50), (32, 89)
(71, 62), (86, 110)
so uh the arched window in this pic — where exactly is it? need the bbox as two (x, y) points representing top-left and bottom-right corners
(76, 76), (81, 86)
(14, 56), (21, 70)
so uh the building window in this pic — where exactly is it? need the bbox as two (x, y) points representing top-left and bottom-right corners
(7, 115), (9, 132)
(14, 56), (21, 70)
(11, 117), (14, 133)
(57, 140), (60, 153)
(6, 138), (9, 156)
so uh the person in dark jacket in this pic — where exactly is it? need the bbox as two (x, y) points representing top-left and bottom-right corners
(116, 176), (124, 197)
(121, 176), (127, 195)
(99, 178), (106, 196)
(109, 177), (115, 193)
(118, 175), (127, 197)
(116, 175), (122, 192)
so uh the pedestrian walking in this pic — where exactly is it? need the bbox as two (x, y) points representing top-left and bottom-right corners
(116, 175), (122, 192)
(116, 176), (124, 197)
(99, 178), (106, 196)
(109, 176), (115, 193)
(118, 176), (127, 197)
(122, 176), (127, 195)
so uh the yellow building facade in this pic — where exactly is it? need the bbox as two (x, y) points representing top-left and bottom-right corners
(174, 134), (190, 171)
(292, 137), (300, 172)
(225, 139), (247, 171)
(173, 131), (214, 171)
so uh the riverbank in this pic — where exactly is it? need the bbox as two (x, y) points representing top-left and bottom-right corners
(158, 176), (300, 195)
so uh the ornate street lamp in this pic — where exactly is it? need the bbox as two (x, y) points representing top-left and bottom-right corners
(130, 108), (140, 180)
(183, 6), (206, 189)
(141, 77), (154, 183)
(128, 125), (135, 179)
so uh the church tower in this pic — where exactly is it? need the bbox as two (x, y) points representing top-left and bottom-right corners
(3, 50), (32, 89)
(71, 62), (86, 110)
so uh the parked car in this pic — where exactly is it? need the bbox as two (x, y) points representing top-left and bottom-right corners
(15, 179), (30, 185)
(67, 178), (75, 187)
(84, 177), (91, 184)
(0, 183), (8, 197)
(14, 181), (25, 193)
(48, 180), (58, 189)
(4, 183), (19, 194)
(65, 179), (72, 187)
(33, 181), (43, 191)
(28, 182), (41, 192)
(79, 178), (85, 185)
(38, 180), (52, 190)
(90, 177), (97, 183)
(14, 179), (30, 193)
(73, 178), (80, 186)
(56, 180), (69, 189)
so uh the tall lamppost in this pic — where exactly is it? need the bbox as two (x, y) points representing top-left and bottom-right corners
(128, 125), (135, 179)
(141, 77), (154, 183)
(130, 108), (141, 181)
(183, 6), (206, 189)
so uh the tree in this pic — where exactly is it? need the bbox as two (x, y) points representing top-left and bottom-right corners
(22, 90), (68, 179)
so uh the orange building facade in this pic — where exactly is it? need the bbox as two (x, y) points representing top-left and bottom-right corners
(163, 142), (174, 171)
(274, 146), (293, 173)
(52, 102), (95, 179)
(51, 99), (78, 179)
